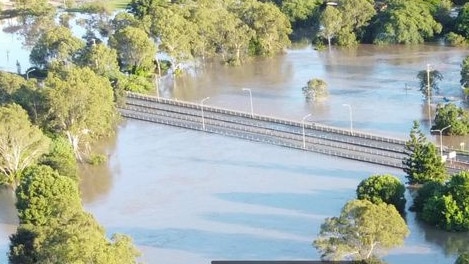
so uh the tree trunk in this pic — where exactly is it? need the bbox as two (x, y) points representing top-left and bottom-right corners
(66, 131), (81, 161)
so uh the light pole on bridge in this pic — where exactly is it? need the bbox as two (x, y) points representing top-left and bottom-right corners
(242, 88), (254, 118)
(431, 125), (451, 157)
(342, 104), (353, 136)
(201, 97), (210, 131)
(302, 113), (312, 149)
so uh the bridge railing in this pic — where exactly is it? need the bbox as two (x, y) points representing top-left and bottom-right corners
(126, 92), (407, 145)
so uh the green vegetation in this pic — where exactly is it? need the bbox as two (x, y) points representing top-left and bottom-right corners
(402, 121), (448, 185)
(456, 253), (469, 264)
(413, 171), (469, 231)
(302, 78), (328, 100)
(9, 165), (140, 263)
(356, 174), (406, 213)
(417, 67), (443, 99)
(433, 103), (469, 135)
(314, 199), (409, 261)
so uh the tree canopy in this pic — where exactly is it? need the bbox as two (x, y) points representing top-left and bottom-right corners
(356, 174), (406, 213)
(314, 199), (409, 261)
(433, 103), (469, 135)
(402, 120), (448, 185)
(0, 104), (50, 189)
(44, 66), (118, 160)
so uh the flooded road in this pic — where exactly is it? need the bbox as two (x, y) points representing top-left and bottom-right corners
(1, 18), (469, 263)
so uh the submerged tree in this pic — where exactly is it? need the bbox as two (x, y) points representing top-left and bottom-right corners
(314, 199), (409, 261)
(356, 174), (406, 213)
(302, 78), (328, 100)
(417, 67), (443, 99)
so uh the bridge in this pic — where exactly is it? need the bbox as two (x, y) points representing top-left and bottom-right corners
(119, 92), (469, 172)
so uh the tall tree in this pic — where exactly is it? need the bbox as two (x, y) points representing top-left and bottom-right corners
(455, 3), (469, 38)
(75, 43), (121, 78)
(337, 0), (376, 45)
(0, 104), (50, 189)
(30, 26), (85, 69)
(402, 121), (448, 185)
(372, 0), (442, 44)
(280, 0), (322, 22)
(44, 66), (117, 160)
(9, 165), (140, 264)
(461, 55), (469, 88)
(320, 5), (342, 48)
(417, 68), (443, 99)
(356, 174), (406, 213)
(433, 103), (469, 135)
(109, 26), (157, 74)
(314, 199), (409, 261)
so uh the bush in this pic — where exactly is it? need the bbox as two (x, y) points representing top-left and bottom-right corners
(87, 153), (107, 165)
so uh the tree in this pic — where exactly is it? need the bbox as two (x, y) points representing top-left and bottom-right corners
(313, 199), (409, 261)
(0, 71), (27, 103)
(14, 0), (55, 16)
(75, 42), (121, 79)
(356, 174), (406, 213)
(280, 0), (322, 22)
(233, 0), (292, 56)
(402, 121), (448, 185)
(0, 104), (50, 189)
(336, 0), (376, 45)
(109, 26), (157, 73)
(44, 66), (118, 160)
(416, 171), (469, 231)
(302, 78), (328, 100)
(30, 26), (85, 69)
(372, 0), (442, 44)
(39, 136), (78, 181)
(417, 67), (443, 99)
(455, 3), (469, 38)
(461, 55), (469, 88)
(320, 5), (342, 48)
(456, 253), (469, 264)
(9, 165), (140, 264)
(433, 103), (469, 135)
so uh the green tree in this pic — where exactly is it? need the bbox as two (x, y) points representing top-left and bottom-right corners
(461, 55), (469, 88)
(313, 199), (409, 261)
(302, 78), (328, 100)
(356, 174), (406, 213)
(75, 43), (121, 78)
(234, 0), (292, 56)
(337, 0), (376, 45)
(419, 171), (469, 231)
(455, 3), (469, 38)
(39, 136), (78, 180)
(109, 26), (157, 73)
(402, 121), (448, 185)
(417, 67), (443, 99)
(0, 104), (50, 189)
(433, 103), (469, 135)
(0, 71), (27, 103)
(411, 180), (445, 212)
(44, 66), (118, 160)
(9, 165), (140, 263)
(456, 253), (469, 264)
(372, 0), (442, 44)
(280, 0), (322, 22)
(320, 5), (342, 48)
(30, 26), (85, 69)
(14, 0), (55, 16)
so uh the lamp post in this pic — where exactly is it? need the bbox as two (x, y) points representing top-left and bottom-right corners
(302, 113), (312, 149)
(26, 68), (35, 80)
(431, 125), (451, 157)
(201, 97), (210, 130)
(427, 64), (432, 128)
(242, 88), (254, 118)
(342, 104), (353, 135)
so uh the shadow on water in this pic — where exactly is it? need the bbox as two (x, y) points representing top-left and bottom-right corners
(214, 190), (351, 216)
(0, 188), (17, 225)
(420, 219), (469, 256)
(109, 227), (316, 260)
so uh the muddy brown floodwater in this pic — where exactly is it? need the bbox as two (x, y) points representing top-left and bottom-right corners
(1, 32), (469, 264)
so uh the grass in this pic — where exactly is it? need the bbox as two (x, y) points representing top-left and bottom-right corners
(109, 0), (130, 10)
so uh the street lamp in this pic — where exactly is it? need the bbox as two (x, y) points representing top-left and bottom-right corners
(427, 64), (432, 128)
(201, 97), (210, 131)
(302, 113), (312, 149)
(26, 68), (35, 80)
(242, 88), (254, 118)
(342, 104), (353, 135)
(431, 125), (451, 157)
